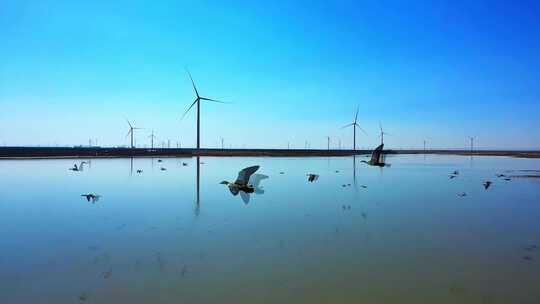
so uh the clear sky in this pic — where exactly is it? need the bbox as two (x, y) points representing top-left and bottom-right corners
(1, 1), (539, 149)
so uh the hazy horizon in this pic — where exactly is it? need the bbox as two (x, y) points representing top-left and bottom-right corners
(1, 1), (540, 149)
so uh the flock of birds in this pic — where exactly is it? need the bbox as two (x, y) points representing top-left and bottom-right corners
(68, 143), (389, 205)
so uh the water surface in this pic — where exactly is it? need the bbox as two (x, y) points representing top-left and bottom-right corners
(1, 155), (539, 303)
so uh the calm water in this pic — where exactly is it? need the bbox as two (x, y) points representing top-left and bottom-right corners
(1, 155), (539, 303)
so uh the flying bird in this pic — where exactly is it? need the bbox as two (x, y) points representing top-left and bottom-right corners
(483, 181), (492, 190)
(69, 161), (88, 172)
(307, 174), (319, 182)
(136, 169), (143, 174)
(220, 165), (260, 197)
(81, 193), (101, 203)
(361, 144), (387, 167)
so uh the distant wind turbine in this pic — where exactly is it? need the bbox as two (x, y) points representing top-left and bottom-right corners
(379, 122), (390, 145)
(148, 130), (157, 149)
(125, 119), (142, 148)
(341, 107), (367, 151)
(469, 136), (475, 153)
(181, 69), (227, 149)
(326, 136), (330, 150)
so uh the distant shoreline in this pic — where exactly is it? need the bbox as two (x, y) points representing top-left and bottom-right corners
(1, 147), (539, 159)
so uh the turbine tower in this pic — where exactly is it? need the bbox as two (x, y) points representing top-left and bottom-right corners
(326, 136), (330, 150)
(182, 69), (227, 149)
(379, 122), (390, 145)
(148, 130), (156, 149)
(341, 106), (366, 151)
(125, 119), (141, 148)
(469, 136), (475, 153)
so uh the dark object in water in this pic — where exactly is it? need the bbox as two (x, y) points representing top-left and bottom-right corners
(136, 169), (143, 174)
(361, 185), (367, 188)
(361, 212), (367, 219)
(335, 170), (339, 173)
(160, 167), (167, 171)
(449, 175), (457, 179)
(157, 159), (163, 162)
(496, 174), (506, 178)
(182, 162), (188, 166)
(79, 292), (88, 301)
(81, 193), (101, 203)
(180, 265), (188, 277)
(458, 192), (467, 197)
(524, 245), (538, 251)
(452, 170), (459, 175)
(483, 181), (492, 190)
(504, 178), (511, 181)
(102, 267), (112, 279)
(307, 174), (319, 182)
(522, 256), (534, 261)
(279, 171), (284, 174)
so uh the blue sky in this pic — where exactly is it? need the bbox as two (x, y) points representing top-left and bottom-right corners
(1, 1), (539, 149)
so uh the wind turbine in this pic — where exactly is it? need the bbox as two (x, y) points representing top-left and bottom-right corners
(125, 119), (141, 148)
(326, 136), (330, 150)
(182, 69), (227, 149)
(469, 136), (475, 153)
(341, 107), (367, 151)
(379, 122), (390, 145)
(148, 130), (157, 149)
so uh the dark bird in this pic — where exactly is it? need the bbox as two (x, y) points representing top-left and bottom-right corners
(307, 173), (319, 182)
(81, 193), (101, 203)
(160, 167), (167, 171)
(69, 161), (88, 172)
(136, 169), (143, 174)
(496, 174), (506, 178)
(458, 192), (467, 197)
(483, 181), (492, 190)
(182, 162), (188, 166)
(157, 159), (163, 163)
(452, 170), (459, 175)
(220, 166), (260, 203)
(504, 177), (511, 181)
(361, 144), (387, 167)
(449, 175), (457, 179)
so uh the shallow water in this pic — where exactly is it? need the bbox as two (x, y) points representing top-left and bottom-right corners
(1, 155), (539, 304)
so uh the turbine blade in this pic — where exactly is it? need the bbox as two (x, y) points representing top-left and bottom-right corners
(340, 123), (354, 129)
(125, 129), (132, 139)
(181, 99), (198, 119)
(200, 97), (228, 103)
(354, 106), (359, 123)
(358, 126), (368, 135)
(186, 68), (200, 98)
(125, 119), (133, 128)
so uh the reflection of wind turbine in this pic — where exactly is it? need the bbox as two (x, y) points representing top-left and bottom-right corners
(341, 106), (367, 151)
(182, 69), (227, 149)
(379, 122), (390, 145)
(125, 119), (142, 148)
